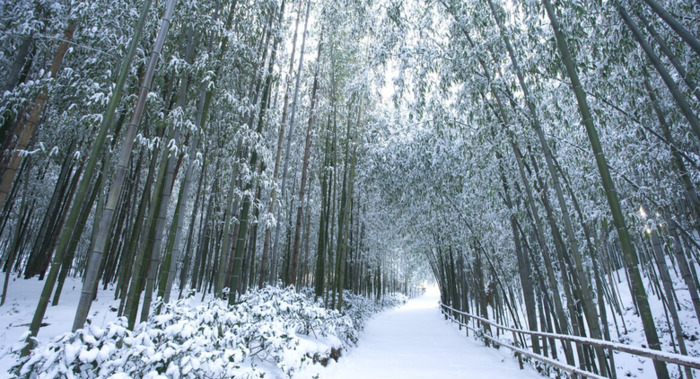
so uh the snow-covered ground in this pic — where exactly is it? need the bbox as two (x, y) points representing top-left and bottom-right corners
(602, 261), (700, 379)
(3, 268), (698, 378)
(0, 278), (541, 378)
(314, 286), (543, 378)
(0, 276), (123, 378)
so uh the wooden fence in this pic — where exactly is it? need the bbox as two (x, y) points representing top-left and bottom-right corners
(440, 302), (700, 378)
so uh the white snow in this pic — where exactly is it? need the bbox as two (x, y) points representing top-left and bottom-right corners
(1, 278), (543, 378)
(0, 276), (122, 378)
(314, 286), (543, 379)
(12, 271), (695, 379)
(601, 260), (700, 378)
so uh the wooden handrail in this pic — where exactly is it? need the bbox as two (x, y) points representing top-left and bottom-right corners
(440, 302), (700, 371)
(442, 310), (607, 379)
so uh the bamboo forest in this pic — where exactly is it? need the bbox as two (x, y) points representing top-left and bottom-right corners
(1, 0), (700, 377)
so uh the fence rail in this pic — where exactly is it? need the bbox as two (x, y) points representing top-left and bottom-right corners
(439, 302), (700, 377)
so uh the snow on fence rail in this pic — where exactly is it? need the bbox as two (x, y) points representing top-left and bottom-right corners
(439, 302), (700, 377)
(441, 305), (606, 379)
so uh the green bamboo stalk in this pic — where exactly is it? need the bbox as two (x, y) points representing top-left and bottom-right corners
(542, 1), (668, 377)
(72, 0), (178, 332)
(22, 0), (154, 354)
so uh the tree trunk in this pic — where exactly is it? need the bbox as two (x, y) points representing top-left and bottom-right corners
(542, 1), (668, 377)
(485, 1), (607, 373)
(53, 166), (102, 306)
(151, 27), (198, 307)
(648, 225), (692, 379)
(617, 3), (700, 146)
(23, 0), (154, 350)
(0, 20), (77, 209)
(261, 0), (299, 289)
(640, 0), (700, 58)
(636, 10), (700, 104)
(1, 180), (33, 306)
(73, 0), (178, 332)
(289, 27), (323, 286)
(178, 154), (207, 299)
(24, 144), (75, 279)
(334, 107), (359, 311)
(273, 0), (312, 271)
(314, 125), (332, 299)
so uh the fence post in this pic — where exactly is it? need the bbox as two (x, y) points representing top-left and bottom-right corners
(464, 314), (469, 337)
(512, 329), (524, 370)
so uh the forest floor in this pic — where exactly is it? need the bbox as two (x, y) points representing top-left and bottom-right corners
(0, 278), (540, 378)
(1, 272), (698, 378)
(318, 286), (542, 379)
(0, 276), (123, 377)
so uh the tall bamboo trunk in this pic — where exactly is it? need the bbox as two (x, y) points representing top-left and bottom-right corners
(127, 124), (173, 324)
(24, 143), (75, 279)
(192, 170), (217, 292)
(141, 113), (186, 319)
(640, 0), (700, 59)
(147, 28), (197, 308)
(542, 1), (668, 377)
(261, 0), (298, 288)
(314, 125), (332, 299)
(22, 0), (154, 351)
(484, 1), (608, 373)
(170, 2), (235, 299)
(73, 0), (178, 332)
(289, 27), (323, 286)
(1, 178), (33, 306)
(647, 223), (692, 379)
(334, 103), (359, 311)
(0, 20), (77, 210)
(273, 0), (312, 274)
(442, 1), (577, 362)
(617, 3), (700, 146)
(178, 154), (207, 299)
(217, 10), (274, 297)
(636, 10), (700, 104)
(444, 3), (574, 360)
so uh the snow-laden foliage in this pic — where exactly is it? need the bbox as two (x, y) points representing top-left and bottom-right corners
(341, 291), (408, 331)
(14, 286), (369, 378)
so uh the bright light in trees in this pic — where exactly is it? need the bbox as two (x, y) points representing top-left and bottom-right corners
(639, 206), (647, 219)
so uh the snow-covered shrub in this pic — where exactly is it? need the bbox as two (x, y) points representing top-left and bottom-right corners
(13, 286), (361, 378)
(341, 291), (408, 333)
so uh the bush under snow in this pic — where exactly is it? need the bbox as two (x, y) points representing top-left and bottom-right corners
(13, 286), (384, 378)
(340, 291), (408, 331)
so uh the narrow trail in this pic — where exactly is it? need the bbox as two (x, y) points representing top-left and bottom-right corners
(326, 287), (543, 378)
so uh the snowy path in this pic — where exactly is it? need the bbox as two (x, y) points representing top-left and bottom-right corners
(323, 287), (543, 378)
